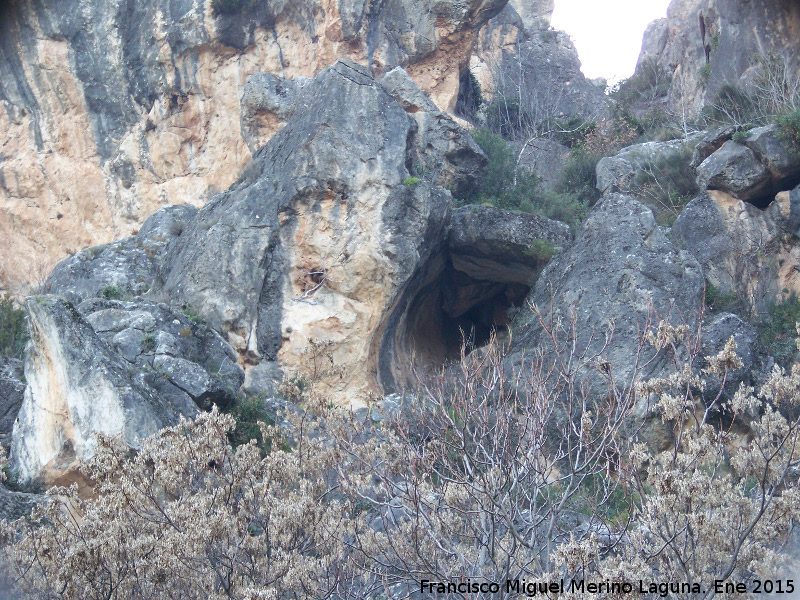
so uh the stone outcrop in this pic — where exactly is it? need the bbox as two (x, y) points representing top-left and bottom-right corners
(11, 296), (201, 487)
(152, 60), (476, 404)
(43, 204), (198, 305)
(596, 136), (699, 196)
(672, 185), (800, 314)
(0, 0), (508, 292)
(506, 194), (705, 449)
(635, 0), (800, 120)
(695, 141), (771, 202)
(449, 206), (571, 283)
(694, 125), (800, 206)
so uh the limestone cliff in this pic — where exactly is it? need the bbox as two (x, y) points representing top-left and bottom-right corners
(635, 0), (800, 120)
(0, 0), (507, 292)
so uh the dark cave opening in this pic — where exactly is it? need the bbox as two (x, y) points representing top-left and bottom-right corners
(404, 257), (530, 366)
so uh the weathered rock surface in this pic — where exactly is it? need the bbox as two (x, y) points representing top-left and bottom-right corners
(469, 2), (608, 128)
(635, 0), (800, 120)
(695, 141), (771, 201)
(507, 194), (705, 448)
(43, 204), (198, 305)
(0, 359), (24, 451)
(78, 298), (244, 411)
(0, 0), (508, 292)
(449, 206), (571, 283)
(596, 137), (698, 196)
(690, 125), (738, 168)
(153, 60), (468, 404)
(10, 296), (201, 487)
(672, 187), (800, 314)
(744, 124), (800, 187)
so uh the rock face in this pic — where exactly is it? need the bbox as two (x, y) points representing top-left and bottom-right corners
(695, 141), (771, 201)
(469, 2), (608, 125)
(449, 206), (571, 283)
(11, 296), (202, 487)
(694, 126), (800, 206)
(43, 204), (198, 305)
(672, 186), (800, 314)
(596, 137), (699, 196)
(635, 0), (800, 120)
(153, 60), (479, 404)
(0, 0), (508, 292)
(507, 194), (705, 447)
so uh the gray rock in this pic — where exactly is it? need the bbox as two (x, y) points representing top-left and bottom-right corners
(474, 4), (609, 125)
(698, 312), (766, 403)
(242, 361), (283, 397)
(695, 141), (771, 201)
(449, 206), (572, 283)
(78, 299), (245, 410)
(240, 72), (311, 152)
(0, 359), (25, 451)
(507, 194), (705, 448)
(744, 124), (800, 186)
(11, 296), (200, 485)
(154, 60), (452, 385)
(672, 191), (782, 315)
(690, 126), (738, 168)
(596, 137), (697, 196)
(112, 328), (148, 363)
(382, 67), (488, 197)
(44, 205), (198, 304)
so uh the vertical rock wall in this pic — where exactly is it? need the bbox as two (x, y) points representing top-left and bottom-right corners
(0, 0), (507, 292)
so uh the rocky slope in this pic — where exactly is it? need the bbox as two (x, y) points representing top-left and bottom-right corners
(0, 0), (507, 293)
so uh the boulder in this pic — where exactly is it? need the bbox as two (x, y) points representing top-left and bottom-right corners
(695, 141), (771, 202)
(381, 67), (488, 197)
(10, 296), (200, 487)
(596, 137), (698, 196)
(690, 126), (738, 168)
(154, 61), (467, 404)
(744, 124), (800, 186)
(507, 194), (705, 449)
(0, 359), (25, 451)
(43, 205), (198, 305)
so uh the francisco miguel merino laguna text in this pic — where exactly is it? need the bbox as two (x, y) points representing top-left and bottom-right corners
(420, 578), (708, 596)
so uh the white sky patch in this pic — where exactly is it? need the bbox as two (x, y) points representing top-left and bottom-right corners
(551, 0), (672, 83)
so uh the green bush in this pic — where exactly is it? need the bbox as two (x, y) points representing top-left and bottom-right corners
(553, 117), (597, 149)
(0, 294), (28, 360)
(100, 285), (123, 300)
(557, 147), (602, 204)
(777, 109), (800, 152)
(704, 283), (739, 315)
(759, 293), (800, 362)
(465, 129), (587, 227)
(402, 177), (421, 187)
(223, 395), (275, 454)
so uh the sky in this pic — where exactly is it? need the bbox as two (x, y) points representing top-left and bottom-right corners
(550, 0), (673, 83)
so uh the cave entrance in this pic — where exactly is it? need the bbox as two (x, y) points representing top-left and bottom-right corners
(404, 257), (531, 366)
